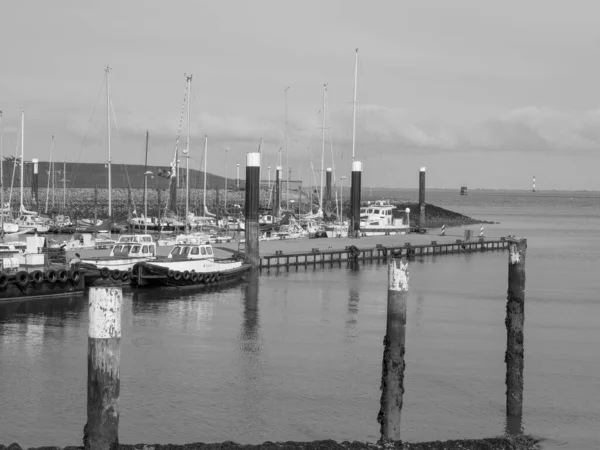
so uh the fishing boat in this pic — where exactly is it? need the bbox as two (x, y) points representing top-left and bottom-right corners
(131, 241), (250, 289)
(460, 186), (468, 195)
(0, 237), (84, 302)
(358, 200), (409, 236)
(78, 234), (157, 286)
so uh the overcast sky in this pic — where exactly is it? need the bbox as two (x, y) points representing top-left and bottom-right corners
(1, 0), (599, 190)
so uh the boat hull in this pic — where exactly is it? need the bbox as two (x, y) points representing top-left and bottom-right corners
(0, 269), (85, 303)
(78, 256), (156, 287)
(131, 260), (251, 289)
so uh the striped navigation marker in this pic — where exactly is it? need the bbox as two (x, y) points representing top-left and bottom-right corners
(479, 225), (484, 237)
(440, 224), (446, 236)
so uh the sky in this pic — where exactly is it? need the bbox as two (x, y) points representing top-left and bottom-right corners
(1, 0), (600, 190)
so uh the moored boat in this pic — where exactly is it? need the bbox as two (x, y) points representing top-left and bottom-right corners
(131, 242), (250, 289)
(358, 200), (410, 236)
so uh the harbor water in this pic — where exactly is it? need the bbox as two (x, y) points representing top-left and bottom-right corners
(1, 190), (598, 449)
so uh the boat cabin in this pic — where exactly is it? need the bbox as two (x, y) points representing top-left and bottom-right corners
(109, 234), (156, 257)
(168, 243), (214, 260)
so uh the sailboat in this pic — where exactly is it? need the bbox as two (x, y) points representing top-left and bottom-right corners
(0, 111), (19, 236)
(15, 108), (50, 234)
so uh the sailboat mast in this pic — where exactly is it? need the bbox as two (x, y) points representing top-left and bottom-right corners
(352, 48), (358, 162)
(63, 160), (66, 210)
(20, 108), (24, 212)
(0, 110), (4, 239)
(143, 129), (149, 210)
(319, 83), (327, 213)
(203, 135), (207, 214)
(106, 66), (112, 219)
(284, 85), (289, 211)
(185, 74), (192, 232)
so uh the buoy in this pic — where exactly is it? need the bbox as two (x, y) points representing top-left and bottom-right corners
(440, 224), (446, 236)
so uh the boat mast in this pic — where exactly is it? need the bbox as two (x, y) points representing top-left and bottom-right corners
(185, 73), (192, 232)
(352, 48), (358, 163)
(284, 85), (289, 211)
(63, 159), (66, 211)
(106, 66), (112, 219)
(319, 83), (327, 214)
(0, 110), (3, 240)
(143, 129), (149, 212)
(224, 147), (228, 216)
(20, 108), (24, 213)
(203, 135), (207, 215)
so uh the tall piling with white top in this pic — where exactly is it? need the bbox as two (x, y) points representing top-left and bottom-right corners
(325, 167), (332, 206)
(506, 238), (527, 417)
(418, 167), (426, 228)
(377, 257), (409, 442)
(274, 165), (281, 218)
(32, 158), (39, 207)
(350, 161), (362, 238)
(84, 287), (122, 450)
(245, 152), (261, 267)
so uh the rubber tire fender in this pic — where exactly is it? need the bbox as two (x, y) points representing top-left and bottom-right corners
(16, 270), (30, 288)
(31, 270), (44, 284)
(57, 269), (69, 283)
(0, 273), (8, 289)
(110, 269), (121, 280)
(45, 269), (58, 284)
(168, 269), (175, 278)
(70, 269), (81, 283)
(182, 270), (191, 281)
(190, 272), (199, 283)
(173, 271), (182, 281)
(100, 267), (110, 279)
(120, 271), (130, 282)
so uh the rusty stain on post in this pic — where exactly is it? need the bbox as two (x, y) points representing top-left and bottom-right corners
(85, 287), (122, 450)
(506, 238), (526, 418)
(377, 257), (408, 443)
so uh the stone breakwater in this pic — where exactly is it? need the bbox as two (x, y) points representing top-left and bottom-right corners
(5, 188), (494, 228)
(0, 435), (540, 450)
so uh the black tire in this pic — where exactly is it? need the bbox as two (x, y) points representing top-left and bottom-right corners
(120, 271), (130, 282)
(168, 269), (175, 278)
(0, 273), (8, 289)
(70, 269), (81, 283)
(182, 270), (191, 281)
(57, 269), (69, 283)
(44, 269), (57, 284)
(110, 269), (121, 280)
(197, 273), (205, 283)
(100, 267), (110, 279)
(173, 271), (182, 281)
(31, 270), (44, 284)
(16, 270), (30, 288)
(190, 273), (199, 283)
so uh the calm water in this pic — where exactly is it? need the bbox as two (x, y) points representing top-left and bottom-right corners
(1, 190), (598, 449)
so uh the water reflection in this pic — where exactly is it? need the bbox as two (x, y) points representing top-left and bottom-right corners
(236, 269), (266, 431)
(415, 295), (425, 328)
(345, 288), (360, 343)
(0, 295), (85, 323)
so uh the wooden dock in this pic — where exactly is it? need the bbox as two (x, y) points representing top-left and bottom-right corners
(258, 237), (509, 269)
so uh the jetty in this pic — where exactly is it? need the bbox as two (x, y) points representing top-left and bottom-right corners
(215, 232), (508, 270)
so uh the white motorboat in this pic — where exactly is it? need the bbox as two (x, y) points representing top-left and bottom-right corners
(80, 234), (157, 272)
(358, 200), (409, 236)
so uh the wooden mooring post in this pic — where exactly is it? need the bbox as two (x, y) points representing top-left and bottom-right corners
(418, 167), (426, 228)
(506, 238), (526, 417)
(84, 287), (122, 450)
(245, 152), (260, 267)
(377, 257), (409, 442)
(350, 161), (362, 238)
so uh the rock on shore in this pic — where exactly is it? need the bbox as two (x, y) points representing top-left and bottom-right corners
(1, 435), (540, 450)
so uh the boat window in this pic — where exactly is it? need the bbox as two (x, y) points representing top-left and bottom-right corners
(201, 247), (206, 255)
(191, 247), (199, 255)
(182, 247), (190, 256)
(131, 245), (140, 254)
(149, 245), (155, 254)
(122, 245), (131, 253)
(142, 245), (148, 254)
(374, 209), (380, 214)
(206, 247), (212, 255)
(171, 247), (181, 256)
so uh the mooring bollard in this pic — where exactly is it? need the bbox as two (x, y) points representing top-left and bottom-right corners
(418, 167), (426, 228)
(245, 152), (261, 267)
(85, 286), (122, 450)
(506, 238), (526, 417)
(377, 257), (409, 443)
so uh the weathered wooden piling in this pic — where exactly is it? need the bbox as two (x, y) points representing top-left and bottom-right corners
(377, 257), (409, 443)
(85, 287), (122, 450)
(245, 152), (261, 267)
(350, 161), (362, 238)
(506, 238), (526, 417)
(274, 165), (281, 218)
(419, 167), (426, 228)
(325, 167), (332, 205)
